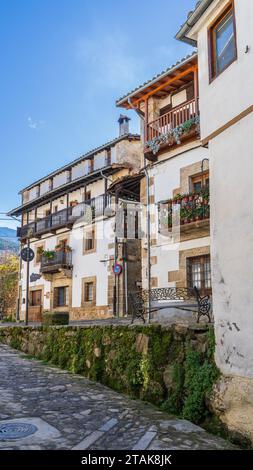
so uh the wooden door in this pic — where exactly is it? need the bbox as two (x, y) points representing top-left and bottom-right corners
(31, 290), (42, 306)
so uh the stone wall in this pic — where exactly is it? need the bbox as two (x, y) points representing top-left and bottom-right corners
(0, 324), (218, 427)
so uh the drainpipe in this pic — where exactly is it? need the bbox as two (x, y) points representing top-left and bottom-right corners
(128, 97), (151, 322)
(99, 169), (118, 316)
(143, 166), (151, 323)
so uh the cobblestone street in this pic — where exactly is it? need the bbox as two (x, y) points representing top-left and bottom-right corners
(0, 344), (234, 450)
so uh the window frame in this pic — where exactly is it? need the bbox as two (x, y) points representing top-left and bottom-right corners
(84, 282), (94, 302)
(208, 1), (237, 82)
(83, 224), (96, 254)
(35, 243), (44, 264)
(191, 171), (209, 193)
(81, 277), (96, 307)
(53, 286), (69, 308)
(187, 254), (212, 296)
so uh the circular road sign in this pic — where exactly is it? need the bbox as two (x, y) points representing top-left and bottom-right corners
(21, 247), (35, 263)
(113, 262), (123, 275)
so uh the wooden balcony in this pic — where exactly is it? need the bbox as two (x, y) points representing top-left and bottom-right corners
(19, 193), (113, 240)
(145, 98), (199, 159)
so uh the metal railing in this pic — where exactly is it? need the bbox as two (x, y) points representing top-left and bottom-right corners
(19, 193), (112, 239)
(41, 251), (72, 270)
(158, 188), (209, 231)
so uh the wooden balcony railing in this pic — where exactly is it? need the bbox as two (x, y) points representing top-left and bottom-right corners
(145, 98), (199, 154)
(19, 193), (112, 239)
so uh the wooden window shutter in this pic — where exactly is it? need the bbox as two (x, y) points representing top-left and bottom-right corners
(186, 258), (192, 289)
(65, 287), (69, 306)
(53, 288), (58, 308)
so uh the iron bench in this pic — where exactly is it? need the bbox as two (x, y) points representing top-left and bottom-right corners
(129, 286), (211, 324)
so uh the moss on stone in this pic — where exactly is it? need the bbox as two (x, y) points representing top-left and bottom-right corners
(0, 323), (218, 427)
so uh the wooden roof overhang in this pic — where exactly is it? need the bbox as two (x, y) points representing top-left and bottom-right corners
(117, 56), (198, 110)
(107, 173), (144, 201)
(9, 164), (126, 217)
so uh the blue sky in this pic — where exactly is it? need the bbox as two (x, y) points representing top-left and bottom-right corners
(0, 0), (196, 230)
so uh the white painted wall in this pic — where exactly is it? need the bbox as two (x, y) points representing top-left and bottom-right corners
(195, 0), (253, 140)
(209, 114), (253, 377)
(94, 150), (107, 171)
(29, 186), (39, 201)
(152, 146), (208, 203)
(71, 217), (114, 307)
(40, 180), (51, 195)
(147, 145), (210, 288)
(53, 171), (69, 189)
(72, 161), (86, 180)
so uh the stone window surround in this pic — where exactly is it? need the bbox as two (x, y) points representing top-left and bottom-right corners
(34, 242), (45, 266)
(53, 286), (70, 309)
(168, 245), (211, 289)
(50, 278), (72, 312)
(83, 224), (97, 255)
(81, 276), (97, 307)
(172, 160), (209, 197)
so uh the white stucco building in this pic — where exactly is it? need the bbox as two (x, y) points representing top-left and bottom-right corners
(117, 53), (211, 321)
(9, 119), (142, 321)
(177, 0), (253, 378)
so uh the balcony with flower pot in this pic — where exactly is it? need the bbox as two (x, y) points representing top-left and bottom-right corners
(40, 245), (73, 275)
(158, 187), (210, 240)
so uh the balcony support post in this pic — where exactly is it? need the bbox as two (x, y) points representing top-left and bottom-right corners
(66, 192), (69, 220)
(34, 207), (37, 233)
(49, 200), (53, 229)
(194, 68), (199, 114)
(144, 98), (149, 143)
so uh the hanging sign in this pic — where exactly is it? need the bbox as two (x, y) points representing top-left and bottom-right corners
(21, 247), (35, 262)
(113, 262), (123, 275)
(30, 273), (41, 282)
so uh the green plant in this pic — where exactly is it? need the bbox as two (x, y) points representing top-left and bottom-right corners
(42, 312), (69, 325)
(42, 250), (55, 259)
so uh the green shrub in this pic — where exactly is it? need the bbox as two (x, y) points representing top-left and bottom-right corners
(42, 312), (69, 326)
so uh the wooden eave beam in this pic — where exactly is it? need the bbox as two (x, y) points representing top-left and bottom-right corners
(127, 65), (197, 109)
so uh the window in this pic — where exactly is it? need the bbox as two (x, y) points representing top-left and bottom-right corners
(191, 171), (209, 193)
(53, 286), (69, 307)
(35, 245), (44, 263)
(85, 191), (91, 202)
(106, 149), (111, 166)
(209, 3), (237, 80)
(70, 200), (78, 207)
(84, 226), (96, 252)
(84, 282), (94, 302)
(187, 255), (212, 295)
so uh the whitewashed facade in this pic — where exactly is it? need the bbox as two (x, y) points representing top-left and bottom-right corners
(9, 123), (142, 321)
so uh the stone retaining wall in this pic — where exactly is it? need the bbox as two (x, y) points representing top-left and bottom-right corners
(0, 324), (219, 427)
(1, 323), (251, 447)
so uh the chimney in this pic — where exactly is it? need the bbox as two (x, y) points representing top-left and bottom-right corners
(118, 114), (131, 136)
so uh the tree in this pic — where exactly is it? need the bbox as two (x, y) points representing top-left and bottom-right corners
(0, 254), (19, 318)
